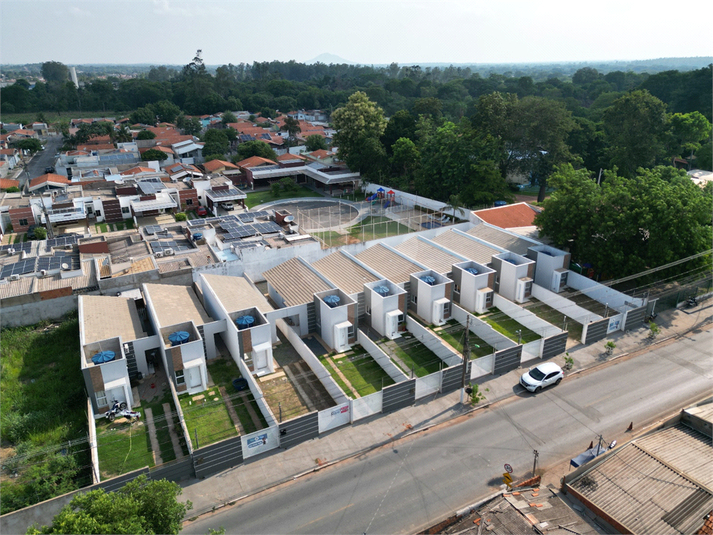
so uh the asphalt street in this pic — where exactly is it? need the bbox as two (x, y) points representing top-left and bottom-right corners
(20, 135), (62, 187)
(183, 330), (712, 535)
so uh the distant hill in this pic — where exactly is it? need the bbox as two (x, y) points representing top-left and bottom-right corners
(306, 53), (354, 65)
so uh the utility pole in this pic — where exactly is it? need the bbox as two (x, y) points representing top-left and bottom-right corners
(532, 449), (539, 476)
(460, 315), (471, 403)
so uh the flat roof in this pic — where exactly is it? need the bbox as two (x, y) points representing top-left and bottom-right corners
(81, 295), (146, 344)
(431, 230), (503, 264)
(143, 283), (212, 327)
(263, 257), (331, 306)
(311, 251), (378, 294)
(396, 236), (463, 274)
(355, 244), (423, 284)
(202, 273), (274, 314)
(467, 224), (539, 256)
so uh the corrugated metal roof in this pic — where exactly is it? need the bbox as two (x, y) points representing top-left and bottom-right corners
(635, 424), (713, 488)
(396, 236), (462, 274)
(263, 257), (331, 306)
(431, 230), (502, 264)
(312, 251), (378, 294)
(467, 224), (538, 256)
(355, 244), (422, 284)
(570, 431), (713, 535)
(202, 274), (273, 314)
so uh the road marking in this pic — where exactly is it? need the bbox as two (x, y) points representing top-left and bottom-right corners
(298, 503), (354, 528)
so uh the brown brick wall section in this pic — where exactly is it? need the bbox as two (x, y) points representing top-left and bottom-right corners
(487, 272), (495, 289)
(178, 188), (199, 211)
(241, 329), (252, 354)
(347, 303), (357, 343)
(564, 253), (571, 270)
(40, 287), (73, 300)
(78, 241), (110, 254)
(443, 282), (453, 319)
(102, 198), (123, 223)
(171, 346), (184, 371)
(9, 206), (34, 233)
(565, 485), (632, 534)
(398, 293), (406, 314)
(88, 366), (104, 393)
(527, 263), (535, 279)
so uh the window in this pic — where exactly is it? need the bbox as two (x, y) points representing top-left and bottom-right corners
(19, 218), (28, 227)
(95, 210), (101, 217)
(454, 284), (460, 294)
(122, 206), (130, 214)
(186, 198), (193, 205)
(347, 324), (355, 338)
(411, 294), (418, 304)
(443, 302), (451, 316)
(95, 390), (107, 407)
(175, 370), (185, 385)
(485, 292), (493, 305)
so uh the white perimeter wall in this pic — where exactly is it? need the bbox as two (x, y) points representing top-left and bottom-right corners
(567, 272), (644, 311)
(405, 316), (462, 367)
(493, 294), (562, 338)
(452, 304), (516, 352)
(357, 329), (409, 383)
(531, 284), (602, 325)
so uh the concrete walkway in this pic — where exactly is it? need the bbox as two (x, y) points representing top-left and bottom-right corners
(218, 386), (245, 435)
(237, 391), (263, 431)
(143, 408), (164, 466)
(178, 303), (713, 520)
(164, 402), (185, 459)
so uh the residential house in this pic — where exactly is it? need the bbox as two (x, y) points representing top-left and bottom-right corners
(0, 148), (20, 170)
(28, 173), (71, 194)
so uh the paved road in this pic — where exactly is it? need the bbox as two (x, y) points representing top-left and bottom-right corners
(184, 331), (712, 534)
(20, 135), (63, 187)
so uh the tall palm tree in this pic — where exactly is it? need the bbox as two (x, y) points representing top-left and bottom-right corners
(443, 194), (466, 222)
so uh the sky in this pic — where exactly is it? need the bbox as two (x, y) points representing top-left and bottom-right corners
(1, 0), (710, 66)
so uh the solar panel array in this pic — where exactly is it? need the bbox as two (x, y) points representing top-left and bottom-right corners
(150, 239), (193, 254)
(138, 178), (166, 195)
(239, 134), (253, 142)
(1, 242), (33, 253)
(237, 210), (269, 223)
(37, 253), (80, 272)
(144, 225), (170, 236)
(45, 235), (78, 251)
(1, 259), (37, 279)
(261, 133), (271, 140)
(209, 188), (242, 199)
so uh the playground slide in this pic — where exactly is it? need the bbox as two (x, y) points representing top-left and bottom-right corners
(384, 200), (391, 208)
(367, 194), (377, 201)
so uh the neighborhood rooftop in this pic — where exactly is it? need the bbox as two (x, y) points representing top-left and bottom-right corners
(396, 236), (465, 274)
(467, 223), (539, 256)
(431, 229), (504, 264)
(354, 243), (424, 284)
(143, 283), (212, 327)
(311, 250), (379, 294)
(263, 257), (332, 306)
(81, 295), (146, 344)
(201, 273), (274, 314)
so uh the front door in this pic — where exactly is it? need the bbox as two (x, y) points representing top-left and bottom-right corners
(187, 367), (202, 389)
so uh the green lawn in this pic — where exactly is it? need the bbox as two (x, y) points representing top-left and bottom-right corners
(96, 418), (154, 479)
(125, 219), (134, 229)
(525, 298), (583, 341)
(13, 233), (23, 243)
(206, 358), (267, 434)
(436, 322), (494, 358)
(0, 315), (92, 514)
(481, 308), (541, 343)
(245, 185), (323, 208)
(140, 391), (187, 464)
(387, 334), (443, 377)
(347, 216), (411, 241)
(179, 390), (237, 449)
(319, 347), (394, 398)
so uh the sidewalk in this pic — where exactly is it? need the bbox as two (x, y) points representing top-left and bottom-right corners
(179, 303), (713, 519)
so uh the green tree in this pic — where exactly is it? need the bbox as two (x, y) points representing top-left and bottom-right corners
(41, 61), (69, 85)
(234, 140), (278, 162)
(667, 111), (711, 160)
(201, 129), (229, 157)
(331, 91), (387, 177)
(536, 164), (713, 277)
(221, 111), (237, 126)
(130, 106), (156, 125)
(390, 137), (420, 190)
(381, 109), (416, 155)
(114, 124), (133, 143)
(152, 100), (181, 123)
(305, 134), (327, 152)
(27, 475), (191, 535)
(176, 114), (202, 136)
(16, 138), (42, 154)
(603, 90), (668, 177)
(137, 129), (156, 140)
(33, 227), (47, 240)
(142, 149), (168, 162)
(280, 116), (301, 146)
(442, 194), (466, 220)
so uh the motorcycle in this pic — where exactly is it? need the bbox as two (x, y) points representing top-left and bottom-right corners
(687, 296), (698, 308)
(104, 400), (141, 422)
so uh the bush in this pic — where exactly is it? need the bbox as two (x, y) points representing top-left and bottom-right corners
(137, 130), (156, 140)
(3, 186), (20, 193)
(270, 183), (281, 197)
(33, 227), (46, 240)
(174, 212), (187, 222)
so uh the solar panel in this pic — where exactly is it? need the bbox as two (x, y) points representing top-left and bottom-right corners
(45, 236), (78, 251)
(237, 213), (254, 223)
(1, 259), (37, 279)
(261, 133), (271, 140)
(37, 254), (79, 271)
(137, 178), (166, 195)
(239, 134), (253, 142)
(144, 225), (163, 235)
(1, 242), (33, 253)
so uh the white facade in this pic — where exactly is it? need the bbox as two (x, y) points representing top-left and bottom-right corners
(364, 280), (406, 339)
(452, 261), (496, 314)
(409, 270), (453, 326)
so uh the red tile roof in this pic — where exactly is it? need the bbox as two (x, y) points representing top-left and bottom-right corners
(120, 166), (156, 176)
(0, 148), (18, 156)
(29, 173), (70, 189)
(234, 156), (277, 168)
(0, 178), (20, 189)
(77, 143), (116, 152)
(471, 202), (541, 228)
(277, 153), (306, 162)
(308, 149), (330, 159)
(203, 159), (239, 173)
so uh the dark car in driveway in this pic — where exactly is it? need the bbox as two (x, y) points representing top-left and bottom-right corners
(44, 166), (55, 174)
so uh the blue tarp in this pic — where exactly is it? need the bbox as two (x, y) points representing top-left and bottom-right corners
(570, 445), (606, 468)
(91, 351), (115, 364)
(168, 331), (190, 346)
(236, 315), (255, 328)
(373, 286), (390, 296)
(324, 294), (341, 307)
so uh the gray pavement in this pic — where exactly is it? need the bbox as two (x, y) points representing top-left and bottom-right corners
(178, 301), (713, 520)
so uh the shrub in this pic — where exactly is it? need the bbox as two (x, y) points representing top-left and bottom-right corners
(33, 227), (46, 240)
(174, 212), (187, 222)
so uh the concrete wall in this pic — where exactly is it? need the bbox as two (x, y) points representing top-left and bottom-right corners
(567, 271), (644, 312)
(493, 294), (561, 338)
(357, 329), (409, 383)
(0, 293), (85, 328)
(452, 304), (516, 351)
(531, 283), (602, 324)
(405, 315), (461, 367)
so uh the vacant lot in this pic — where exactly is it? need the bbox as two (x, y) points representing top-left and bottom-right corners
(0, 315), (91, 514)
(96, 418), (154, 479)
(525, 298), (583, 341)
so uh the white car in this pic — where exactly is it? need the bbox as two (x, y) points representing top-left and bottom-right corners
(519, 362), (563, 393)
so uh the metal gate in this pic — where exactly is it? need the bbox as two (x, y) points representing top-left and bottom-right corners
(441, 362), (469, 393)
(193, 436), (243, 479)
(582, 317), (609, 345)
(382, 379), (416, 413)
(279, 411), (319, 449)
(623, 306), (646, 331)
(493, 346), (523, 375)
(542, 332), (568, 360)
